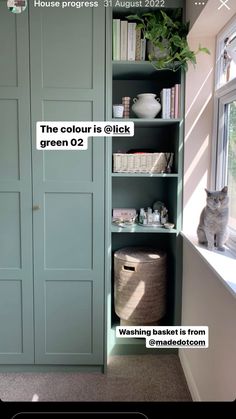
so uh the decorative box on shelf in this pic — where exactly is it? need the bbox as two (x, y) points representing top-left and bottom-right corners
(112, 208), (137, 227)
(112, 208), (137, 221)
(113, 152), (174, 173)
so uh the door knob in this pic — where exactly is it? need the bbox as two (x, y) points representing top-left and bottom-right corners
(33, 205), (40, 211)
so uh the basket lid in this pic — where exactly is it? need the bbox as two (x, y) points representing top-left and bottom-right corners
(114, 247), (166, 263)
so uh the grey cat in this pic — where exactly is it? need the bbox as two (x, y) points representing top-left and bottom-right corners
(197, 186), (229, 251)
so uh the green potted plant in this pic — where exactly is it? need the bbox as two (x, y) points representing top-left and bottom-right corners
(127, 9), (210, 71)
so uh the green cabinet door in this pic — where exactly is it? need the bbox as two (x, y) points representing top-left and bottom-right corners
(29, 5), (105, 364)
(0, 4), (34, 363)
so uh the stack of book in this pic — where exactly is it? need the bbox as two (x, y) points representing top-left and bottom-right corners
(160, 85), (181, 119)
(113, 19), (146, 61)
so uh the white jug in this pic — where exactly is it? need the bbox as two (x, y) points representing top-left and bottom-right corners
(132, 93), (161, 119)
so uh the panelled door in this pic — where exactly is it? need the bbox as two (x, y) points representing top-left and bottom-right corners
(0, 3), (34, 364)
(0, 2), (105, 365)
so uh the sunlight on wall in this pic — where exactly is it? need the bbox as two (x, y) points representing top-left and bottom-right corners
(183, 36), (216, 233)
(185, 93), (212, 143)
(185, 68), (213, 120)
(185, 135), (210, 184)
(184, 172), (209, 233)
(32, 394), (39, 401)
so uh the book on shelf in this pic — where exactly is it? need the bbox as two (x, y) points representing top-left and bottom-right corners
(166, 89), (171, 119)
(161, 88), (170, 119)
(171, 87), (175, 119)
(161, 84), (181, 119)
(113, 19), (146, 62)
(174, 84), (181, 119)
(127, 22), (136, 61)
(120, 20), (128, 61)
(141, 39), (146, 61)
(113, 19), (120, 61)
(135, 28), (142, 61)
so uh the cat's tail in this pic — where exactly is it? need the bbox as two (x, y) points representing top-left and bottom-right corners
(197, 226), (207, 244)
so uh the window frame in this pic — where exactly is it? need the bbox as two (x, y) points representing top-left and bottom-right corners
(215, 16), (236, 90)
(216, 90), (236, 188)
(213, 15), (236, 255)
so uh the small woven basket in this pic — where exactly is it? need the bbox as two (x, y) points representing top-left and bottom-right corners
(113, 152), (173, 173)
(114, 247), (167, 325)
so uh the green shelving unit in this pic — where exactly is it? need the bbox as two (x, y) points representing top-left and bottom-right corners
(105, 1), (184, 356)
(112, 173), (179, 178)
(112, 60), (182, 79)
(112, 117), (181, 126)
(111, 225), (177, 234)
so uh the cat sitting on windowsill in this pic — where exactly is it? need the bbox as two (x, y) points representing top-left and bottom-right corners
(197, 186), (229, 252)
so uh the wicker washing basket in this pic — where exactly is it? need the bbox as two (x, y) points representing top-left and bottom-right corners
(113, 152), (174, 173)
(114, 247), (167, 326)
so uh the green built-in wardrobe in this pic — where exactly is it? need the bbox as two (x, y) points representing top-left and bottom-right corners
(0, 2), (105, 369)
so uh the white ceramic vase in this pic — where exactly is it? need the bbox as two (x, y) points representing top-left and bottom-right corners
(132, 93), (161, 119)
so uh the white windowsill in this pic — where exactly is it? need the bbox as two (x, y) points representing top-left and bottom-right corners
(181, 231), (236, 299)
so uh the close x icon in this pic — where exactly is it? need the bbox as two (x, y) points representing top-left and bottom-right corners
(218, 0), (231, 10)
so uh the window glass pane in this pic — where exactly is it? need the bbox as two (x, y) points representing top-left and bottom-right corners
(220, 32), (236, 86)
(227, 101), (236, 229)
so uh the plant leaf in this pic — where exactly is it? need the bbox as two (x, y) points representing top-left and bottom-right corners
(199, 47), (211, 54)
(126, 9), (210, 72)
(126, 14), (143, 21)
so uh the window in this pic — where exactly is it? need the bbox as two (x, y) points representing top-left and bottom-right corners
(216, 18), (236, 89)
(214, 16), (236, 254)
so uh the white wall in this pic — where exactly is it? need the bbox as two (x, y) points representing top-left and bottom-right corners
(182, 0), (236, 402)
(180, 240), (236, 401)
(186, 0), (206, 30)
(183, 35), (215, 233)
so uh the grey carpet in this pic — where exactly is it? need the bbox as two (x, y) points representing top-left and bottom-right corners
(0, 355), (191, 401)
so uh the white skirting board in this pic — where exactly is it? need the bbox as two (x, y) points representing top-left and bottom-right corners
(179, 350), (201, 401)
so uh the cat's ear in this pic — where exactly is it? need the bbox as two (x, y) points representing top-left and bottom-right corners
(205, 188), (211, 196)
(221, 186), (228, 194)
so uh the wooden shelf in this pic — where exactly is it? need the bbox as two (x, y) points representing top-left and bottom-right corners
(113, 61), (158, 78)
(112, 173), (179, 178)
(111, 224), (177, 234)
(112, 118), (181, 126)
(112, 61), (181, 79)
